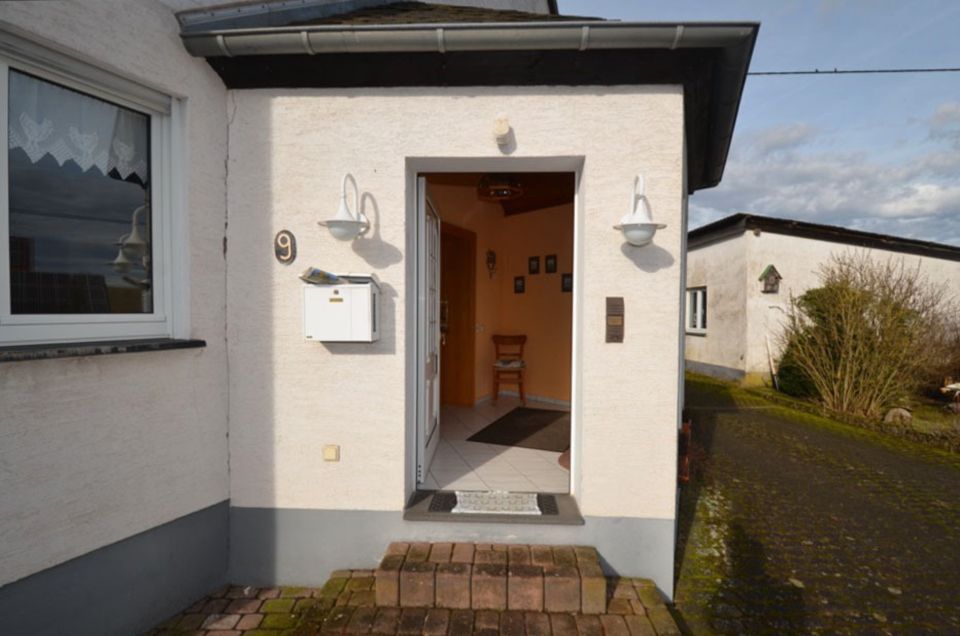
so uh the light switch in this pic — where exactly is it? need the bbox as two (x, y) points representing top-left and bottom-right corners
(323, 445), (340, 462)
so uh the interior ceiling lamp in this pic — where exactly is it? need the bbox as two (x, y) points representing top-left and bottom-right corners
(477, 174), (523, 202)
(319, 173), (370, 241)
(615, 175), (666, 247)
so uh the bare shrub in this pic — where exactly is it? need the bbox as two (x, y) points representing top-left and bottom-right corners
(780, 253), (954, 419)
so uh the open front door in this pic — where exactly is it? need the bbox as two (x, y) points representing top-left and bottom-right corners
(416, 177), (441, 486)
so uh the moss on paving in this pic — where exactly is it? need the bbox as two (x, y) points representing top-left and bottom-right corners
(688, 371), (960, 468)
(675, 374), (960, 634)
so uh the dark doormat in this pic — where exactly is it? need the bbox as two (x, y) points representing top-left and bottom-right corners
(467, 407), (570, 452)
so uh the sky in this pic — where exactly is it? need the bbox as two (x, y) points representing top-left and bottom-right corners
(559, 0), (960, 246)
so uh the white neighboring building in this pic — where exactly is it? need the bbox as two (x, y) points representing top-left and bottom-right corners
(685, 213), (960, 384)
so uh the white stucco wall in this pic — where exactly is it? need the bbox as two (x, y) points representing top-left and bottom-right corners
(227, 85), (685, 521)
(684, 233), (748, 378)
(743, 231), (960, 377)
(0, 1), (229, 587)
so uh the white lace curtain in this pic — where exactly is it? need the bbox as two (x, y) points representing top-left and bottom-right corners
(8, 70), (149, 184)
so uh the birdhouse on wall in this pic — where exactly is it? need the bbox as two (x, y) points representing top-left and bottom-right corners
(759, 265), (782, 294)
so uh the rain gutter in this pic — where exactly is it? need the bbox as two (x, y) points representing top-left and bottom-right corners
(180, 21), (756, 59)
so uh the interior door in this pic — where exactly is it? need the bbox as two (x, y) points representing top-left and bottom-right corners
(416, 177), (441, 486)
(440, 224), (477, 406)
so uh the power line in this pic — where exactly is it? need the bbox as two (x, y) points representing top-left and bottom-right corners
(749, 67), (960, 76)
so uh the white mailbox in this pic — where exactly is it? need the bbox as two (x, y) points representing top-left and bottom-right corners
(303, 274), (381, 343)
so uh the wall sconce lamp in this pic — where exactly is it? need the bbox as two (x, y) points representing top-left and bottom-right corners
(614, 175), (666, 247)
(319, 173), (370, 241)
(486, 249), (497, 278)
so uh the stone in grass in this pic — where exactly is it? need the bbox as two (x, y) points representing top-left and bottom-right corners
(788, 578), (805, 589)
(887, 586), (902, 596)
(883, 407), (912, 425)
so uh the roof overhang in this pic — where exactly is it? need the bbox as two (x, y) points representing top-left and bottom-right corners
(179, 19), (758, 192)
(689, 213), (960, 262)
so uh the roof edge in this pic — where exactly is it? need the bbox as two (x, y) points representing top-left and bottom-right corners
(179, 21), (758, 56)
(689, 213), (960, 262)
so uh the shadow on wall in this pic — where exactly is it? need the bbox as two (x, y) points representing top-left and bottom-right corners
(226, 93), (276, 588)
(620, 242), (675, 272)
(353, 192), (402, 268)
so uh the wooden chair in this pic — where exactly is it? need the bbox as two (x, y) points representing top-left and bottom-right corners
(492, 335), (527, 405)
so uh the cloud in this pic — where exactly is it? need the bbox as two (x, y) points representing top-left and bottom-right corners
(691, 106), (960, 246)
(750, 123), (817, 156)
(929, 101), (960, 148)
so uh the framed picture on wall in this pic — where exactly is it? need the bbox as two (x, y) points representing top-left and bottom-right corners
(528, 256), (540, 275)
(561, 273), (572, 292)
(545, 254), (557, 273)
(514, 276), (526, 293)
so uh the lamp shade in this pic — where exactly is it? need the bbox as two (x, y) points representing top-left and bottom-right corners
(614, 175), (666, 247)
(319, 173), (370, 241)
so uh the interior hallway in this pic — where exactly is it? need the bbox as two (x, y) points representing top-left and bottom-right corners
(423, 396), (570, 494)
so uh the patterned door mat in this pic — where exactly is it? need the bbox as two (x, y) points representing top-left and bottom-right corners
(428, 491), (559, 515)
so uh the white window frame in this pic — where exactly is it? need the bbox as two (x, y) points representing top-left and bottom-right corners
(0, 32), (183, 346)
(686, 286), (707, 334)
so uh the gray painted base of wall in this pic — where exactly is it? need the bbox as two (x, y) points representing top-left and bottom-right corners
(0, 501), (229, 636)
(230, 506), (677, 599)
(685, 359), (745, 382)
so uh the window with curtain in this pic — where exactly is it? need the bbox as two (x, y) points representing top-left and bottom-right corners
(0, 40), (177, 346)
(8, 69), (152, 315)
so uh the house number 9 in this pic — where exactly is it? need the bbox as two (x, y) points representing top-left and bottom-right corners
(274, 230), (297, 265)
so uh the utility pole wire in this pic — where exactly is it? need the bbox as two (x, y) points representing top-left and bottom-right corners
(749, 67), (960, 76)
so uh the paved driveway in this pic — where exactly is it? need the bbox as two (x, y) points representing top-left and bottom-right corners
(674, 376), (960, 635)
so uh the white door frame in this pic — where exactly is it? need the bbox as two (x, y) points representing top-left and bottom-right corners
(404, 156), (585, 502)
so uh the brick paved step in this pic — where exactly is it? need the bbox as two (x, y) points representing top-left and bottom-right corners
(375, 543), (608, 614)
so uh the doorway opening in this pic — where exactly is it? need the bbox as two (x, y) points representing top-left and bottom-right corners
(416, 172), (575, 495)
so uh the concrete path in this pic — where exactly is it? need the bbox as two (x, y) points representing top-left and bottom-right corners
(674, 376), (960, 635)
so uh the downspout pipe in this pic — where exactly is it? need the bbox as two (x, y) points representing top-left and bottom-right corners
(180, 21), (757, 58)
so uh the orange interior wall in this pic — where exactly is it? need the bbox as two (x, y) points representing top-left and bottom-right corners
(428, 180), (573, 404)
(496, 203), (574, 403)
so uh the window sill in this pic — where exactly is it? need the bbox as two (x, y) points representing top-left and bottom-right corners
(0, 338), (206, 364)
(685, 331), (707, 337)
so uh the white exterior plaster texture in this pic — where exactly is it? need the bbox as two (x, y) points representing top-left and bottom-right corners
(227, 86), (685, 520)
(743, 231), (960, 376)
(684, 234), (747, 376)
(0, 1), (229, 586)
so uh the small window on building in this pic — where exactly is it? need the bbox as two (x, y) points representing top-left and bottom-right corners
(1, 50), (178, 345)
(687, 287), (707, 334)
